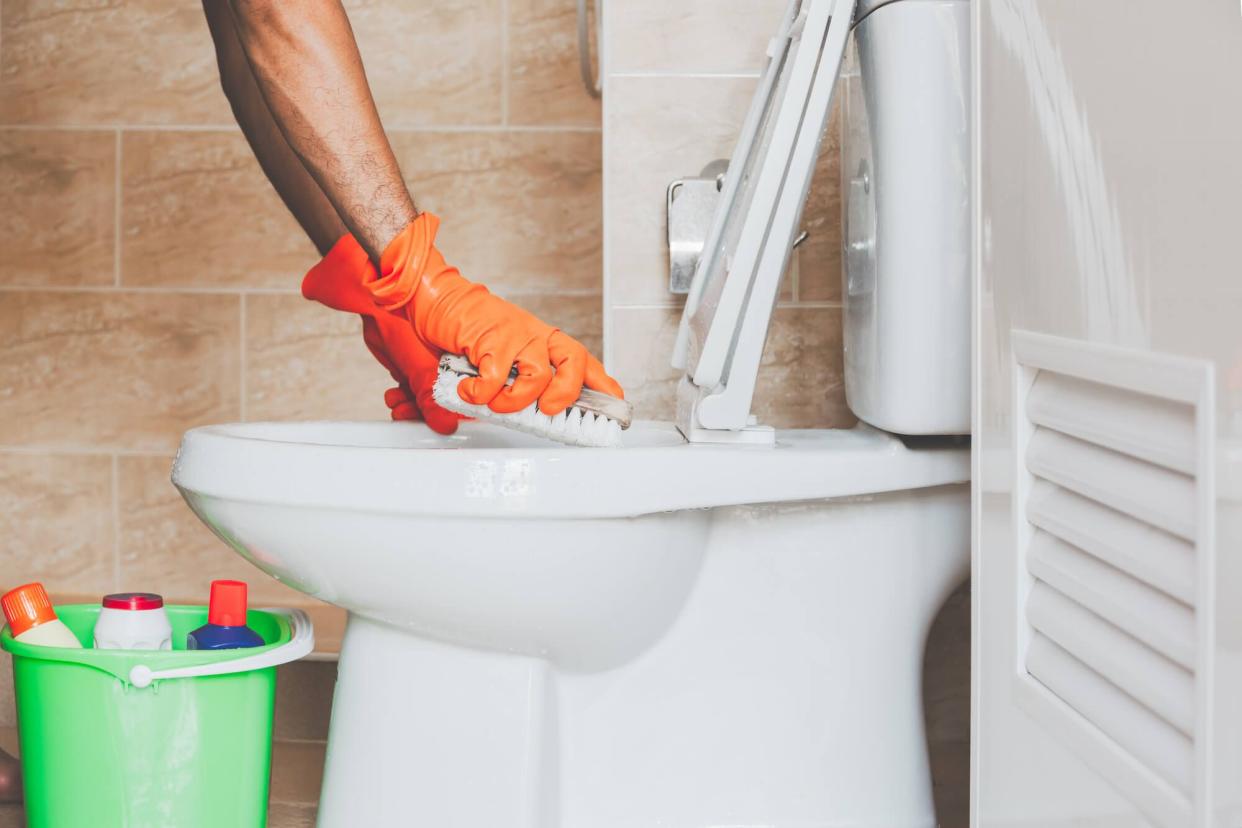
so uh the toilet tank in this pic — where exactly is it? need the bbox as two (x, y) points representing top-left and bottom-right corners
(841, 0), (971, 435)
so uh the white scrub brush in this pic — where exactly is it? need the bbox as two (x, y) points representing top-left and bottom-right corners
(433, 353), (634, 448)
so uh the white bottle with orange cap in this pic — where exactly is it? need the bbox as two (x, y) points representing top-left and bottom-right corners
(1, 582), (82, 648)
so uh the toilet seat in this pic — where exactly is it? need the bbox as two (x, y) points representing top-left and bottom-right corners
(174, 420), (967, 520)
(673, 0), (857, 441)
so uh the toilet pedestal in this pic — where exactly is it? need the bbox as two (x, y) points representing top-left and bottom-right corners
(315, 486), (969, 828)
(319, 616), (556, 826)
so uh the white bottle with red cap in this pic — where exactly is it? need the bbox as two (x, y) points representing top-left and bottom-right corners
(93, 592), (173, 650)
(1, 583), (82, 648)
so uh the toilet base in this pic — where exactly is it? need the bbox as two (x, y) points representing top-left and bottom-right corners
(318, 615), (555, 827)
(315, 486), (968, 828)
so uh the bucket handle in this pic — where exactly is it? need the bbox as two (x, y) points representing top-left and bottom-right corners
(128, 608), (314, 689)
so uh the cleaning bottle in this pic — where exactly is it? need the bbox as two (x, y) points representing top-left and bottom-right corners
(187, 580), (265, 650)
(1, 583), (82, 648)
(93, 592), (173, 650)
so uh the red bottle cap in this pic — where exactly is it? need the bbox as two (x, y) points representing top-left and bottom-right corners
(102, 592), (164, 611)
(207, 580), (249, 627)
(2, 583), (59, 638)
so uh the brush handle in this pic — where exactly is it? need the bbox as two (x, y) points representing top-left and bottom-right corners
(439, 353), (633, 429)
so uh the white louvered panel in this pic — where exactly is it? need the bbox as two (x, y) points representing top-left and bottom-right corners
(1026, 427), (1197, 542)
(1012, 331), (1215, 827)
(1027, 634), (1194, 795)
(1027, 530), (1195, 670)
(1027, 479), (1195, 604)
(1026, 582), (1195, 736)
(1026, 371), (1197, 475)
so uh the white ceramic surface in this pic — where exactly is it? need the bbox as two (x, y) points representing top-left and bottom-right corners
(173, 420), (969, 827)
(841, 0), (972, 435)
(974, 1), (1242, 825)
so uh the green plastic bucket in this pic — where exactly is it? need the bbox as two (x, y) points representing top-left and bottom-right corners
(1, 604), (314, 828)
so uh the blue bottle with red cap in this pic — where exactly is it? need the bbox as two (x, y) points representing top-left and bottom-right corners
(187, 579), (265, 650)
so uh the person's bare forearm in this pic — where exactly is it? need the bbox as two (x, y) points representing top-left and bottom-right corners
(225, 0), (416, 261)
(204, 1), (347, 255)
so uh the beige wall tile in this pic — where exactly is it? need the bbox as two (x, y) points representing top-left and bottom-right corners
(0, 654), (12, 727)
(607, 305), (683, 419)
(607, 0), (785, 75)
(0, 804), (23, 828)
(247, 292), (604, 423)
(929, 738), (969, 828)
(392, 130), (601, 296)
(267, 803), (317, 828)
(923, 582), (971, 744)
(245, 293), (392, 423)
(0, 452), (115, 595)
(0, 291), (240, 451)
(795, 101), (843, 302)
(274, 661), (337, 742)
(752, 306), (855, 429)
(606, 76), (755, 305)
(508, 0), (600, 126)
(923, 583), (970, 826)
(610, 305), (854, 428)
(116, 454), (308, 604)
(347, 0), (503, 127)
(0, 0), (227, 126)
(269, 740), (327, 806)
(0, 130), (115, 287)
(122, 131), (312, 289)
(505, 293), (604, 357)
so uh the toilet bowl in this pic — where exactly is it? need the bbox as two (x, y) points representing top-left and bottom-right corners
(172, 419), (968, 826)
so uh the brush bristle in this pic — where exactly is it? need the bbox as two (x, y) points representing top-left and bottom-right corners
(432, 367), (624, 448)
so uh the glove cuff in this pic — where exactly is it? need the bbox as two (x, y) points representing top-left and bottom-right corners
(301, 234), (372, 304)
(370, 212), (447, 312)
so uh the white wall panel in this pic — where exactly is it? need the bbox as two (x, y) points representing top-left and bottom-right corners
(973, 2), (1242, 825)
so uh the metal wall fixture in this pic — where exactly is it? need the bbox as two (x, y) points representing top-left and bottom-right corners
(667, 161), (727, 294)
(577, 0), (602, 98)
(667, 161), (809, 296)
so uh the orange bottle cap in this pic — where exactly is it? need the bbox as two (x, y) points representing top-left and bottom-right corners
(2, 583), (58, 638)
(207, 580), (249, 627)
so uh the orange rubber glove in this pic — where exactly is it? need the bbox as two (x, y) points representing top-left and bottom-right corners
(301, 235), (461, 435)
(366, 212), (624, 416)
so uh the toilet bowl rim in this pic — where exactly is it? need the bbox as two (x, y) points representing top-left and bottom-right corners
(172, 420), (969, 520)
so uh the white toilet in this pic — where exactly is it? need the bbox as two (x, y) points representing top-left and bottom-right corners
(172, 0), (972, 825)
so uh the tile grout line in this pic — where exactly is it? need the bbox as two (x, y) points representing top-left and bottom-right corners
(0, 284), (606, 298)
(500, 0), (511, 126)
(111, 454), (121, 592)
(777, 299), (845, 310)
(611, 300), (845, 310)
(272, 737), (331, 746)
(0, 284), (306, 296)
(239, 293), (248, 422)
(0, 446), (177, 458)
(791, 252), (801, 303)
(0, 123), (601, 134)
(114, 129), (122, 287)
(600, 3), (613, 371)
(608, 71), (764, 80)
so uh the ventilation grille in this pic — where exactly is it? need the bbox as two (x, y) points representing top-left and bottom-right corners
(1012, 332), (1214, 827)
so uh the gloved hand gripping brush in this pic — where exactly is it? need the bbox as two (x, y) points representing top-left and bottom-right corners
(371, 213), (633, 448)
